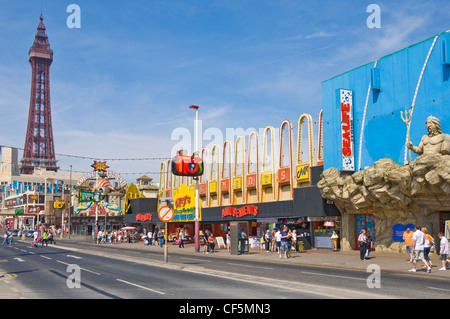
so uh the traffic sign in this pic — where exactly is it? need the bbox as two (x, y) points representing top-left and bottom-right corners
(158, 206), (174, 222)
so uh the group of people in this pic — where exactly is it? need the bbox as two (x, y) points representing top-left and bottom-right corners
(403, 225), (450, 272)
(262, 226), (298, 259)
(199, 230), (216, 254)
(32, 229), (57, 247)
(357, 229), (374, 260)
(96, 229), (141, 244)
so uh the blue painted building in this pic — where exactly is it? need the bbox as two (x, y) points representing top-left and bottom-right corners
(322, 31), (450, 172)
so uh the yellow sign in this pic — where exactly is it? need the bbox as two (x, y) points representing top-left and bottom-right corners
(296, 164), (310, 181)
(233, 177), (242, 190)
(173, 184), (201, 222)
(209, 181), (217, 194)
(261, 173), (272, 186)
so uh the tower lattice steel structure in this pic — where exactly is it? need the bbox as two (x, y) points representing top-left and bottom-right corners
(21, 15), (58, 174)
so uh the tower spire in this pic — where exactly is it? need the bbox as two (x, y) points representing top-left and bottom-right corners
(21, 15), (57, 174)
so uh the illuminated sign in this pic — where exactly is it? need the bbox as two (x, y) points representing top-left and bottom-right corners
(222, 205), (259, 218)
(136, 213), (152, 222)
(339, 89), (355, 171)
(261, 173), (272, 186)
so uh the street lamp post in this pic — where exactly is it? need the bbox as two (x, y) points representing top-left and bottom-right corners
(189, 105), (200, 253)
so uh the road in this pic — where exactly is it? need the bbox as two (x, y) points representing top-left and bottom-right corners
(0, 239), (449, 303)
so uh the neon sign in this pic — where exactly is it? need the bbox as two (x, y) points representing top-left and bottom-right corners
(222, 205), (259, 218)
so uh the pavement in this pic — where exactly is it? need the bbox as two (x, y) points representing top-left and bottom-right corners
(37, 235), (450, 280)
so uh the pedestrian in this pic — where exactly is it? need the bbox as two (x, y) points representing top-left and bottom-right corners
(279, 226), (289, 259)
(48, 230), (56, 245)
(275, 228), (281, 254)
(97, 229), (103, 244)
(42, 230), (48, 246)
(208, 232), (215, 253)
(292, 230), (297, 253)
(264, 230), (271, 252)
(358, 229), (367, 261)
(422, 227), (434, 269)
(409, 224), (431, 273)
(226, 231), (231, 252)
(365, 231), (373, 259)
(147, 230), (153, 246)
(178, 229), (185, 248)
(286, 229), (293, 258)
(438, 232), (449, 271)
(403, 227), (414, 263)
(2, 232), (9, 246)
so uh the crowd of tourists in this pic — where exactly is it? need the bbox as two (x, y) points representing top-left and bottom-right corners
(401, 225), (450, 272)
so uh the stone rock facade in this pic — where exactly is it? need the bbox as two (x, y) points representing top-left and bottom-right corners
(318, 155), (450, 252)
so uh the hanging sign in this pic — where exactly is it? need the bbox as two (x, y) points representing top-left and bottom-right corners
(339, 89), (355, 171)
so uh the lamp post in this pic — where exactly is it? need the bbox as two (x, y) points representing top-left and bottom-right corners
(189, 105), (200, 253)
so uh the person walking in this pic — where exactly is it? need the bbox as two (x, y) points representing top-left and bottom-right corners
(178, 229), (185, 248)
(264, 230), (271, 252)
(42, 230), (48, 247)
(147, 230), (153, 246)
(208, 232), (215, 253)
(409, 225), (431, 273)
(422, 227), (434, 269)
(275, 228), (281, 254)
(403, 227), (414, 263)
(226, 231), (231, 252)
(2, 231), (9, 246)
(438, 232), (449, 271)
(358, 229), (367, 261)
(48, 230), (56, 245)
(365, 231), (373, 259)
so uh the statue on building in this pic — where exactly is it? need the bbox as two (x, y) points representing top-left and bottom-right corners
(407, 116), (450, 156)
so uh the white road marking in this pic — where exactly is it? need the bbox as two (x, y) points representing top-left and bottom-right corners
(56, 260), (100, 275)
(428, 287), (449, 292)
(40, 255), (52, 260)
(116, 279), (166, 295)
(67, 255), (82, 259)
(180, 257), (211, 263)
(13, 257), (25, 262)
(301, 271), (366, 281)
(227, 262), (273, 270)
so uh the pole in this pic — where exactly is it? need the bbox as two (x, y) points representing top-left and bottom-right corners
(68, 165), (72, 239)
(194, 107), (200, 253)
(164, 222), (168, 263)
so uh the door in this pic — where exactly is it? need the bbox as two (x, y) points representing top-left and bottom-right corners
(355, 214), (375, 250)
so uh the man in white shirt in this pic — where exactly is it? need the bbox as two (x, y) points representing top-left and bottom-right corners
(438, 232), (450, 271)
(275, 229), (281, 255)
(409, 225), (431, 273)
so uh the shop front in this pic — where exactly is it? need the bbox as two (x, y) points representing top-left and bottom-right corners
(293, 184), (341, 250)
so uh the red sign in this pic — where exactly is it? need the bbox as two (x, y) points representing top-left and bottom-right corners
(136, 213), (152, 222)
(246, 174), (257, 189)
(174, 195), (191, 209)
(278, 168), (290, 184)
(199, 183), (207, 195)
(222, 205), (259, 218)
(220, 179), (229, 192)
(341, 102), (352, 156)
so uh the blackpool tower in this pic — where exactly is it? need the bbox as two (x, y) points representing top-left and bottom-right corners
(21, 14), (58, 174)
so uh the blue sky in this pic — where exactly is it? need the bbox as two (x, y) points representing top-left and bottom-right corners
(0, 0), (449, 183)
